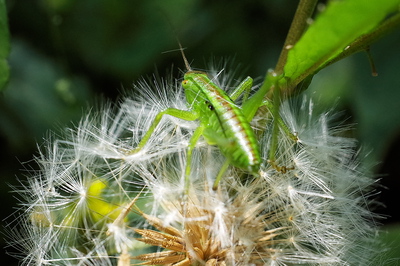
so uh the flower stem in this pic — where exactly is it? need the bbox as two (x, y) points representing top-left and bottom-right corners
(274, 0), (318, 75)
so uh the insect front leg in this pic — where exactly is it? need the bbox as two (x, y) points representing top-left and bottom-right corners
(229, 76), (253, 103)
(127, 108), (199, 155)
(184, 124), (205, 192)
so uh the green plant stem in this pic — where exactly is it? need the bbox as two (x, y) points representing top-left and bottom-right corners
(268, 81), (281, 163)
(274, 0), (318, 75)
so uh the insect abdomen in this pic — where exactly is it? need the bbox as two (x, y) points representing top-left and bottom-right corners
(183, 71), (261, 173)
(194, 75), (260, 172)
(214, 99), (260, 172)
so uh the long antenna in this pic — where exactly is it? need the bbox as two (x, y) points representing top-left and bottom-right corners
(178, 41), (192, 71)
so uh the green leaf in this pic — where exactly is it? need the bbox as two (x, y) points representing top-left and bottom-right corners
(283, 0), (399, 87)
(0, 0), (10, 91)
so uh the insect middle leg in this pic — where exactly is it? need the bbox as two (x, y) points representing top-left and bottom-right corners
(229, 76), (253, 102)
(184, 124), (205, 192)
(212, 159), (230, 190)
(126, 108), (198, 155)
(126, 107), (205, 192)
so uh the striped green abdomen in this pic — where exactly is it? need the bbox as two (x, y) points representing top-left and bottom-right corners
(209, 94), (260, 172)
(187, 72), (261, 173)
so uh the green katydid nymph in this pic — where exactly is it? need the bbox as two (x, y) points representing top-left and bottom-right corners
(128, 46), (280, 192)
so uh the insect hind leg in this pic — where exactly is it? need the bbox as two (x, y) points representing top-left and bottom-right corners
(229, 76), (253, 103)
(262, 99), (298, 173)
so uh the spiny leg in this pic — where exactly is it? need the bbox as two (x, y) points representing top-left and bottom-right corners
(212, 159), (230, 190)
(126, 108), (199, 155)
(229, 76), (253, 103)
(202, 128), (232, 190)
(261, 99), (298, 142)
(184, 124), (205, 193)
(262, 96), (297, 172)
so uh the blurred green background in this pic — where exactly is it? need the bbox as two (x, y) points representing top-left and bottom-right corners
(1, 0), (399, 265)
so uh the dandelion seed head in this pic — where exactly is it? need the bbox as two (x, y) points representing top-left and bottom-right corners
(6, 63), (382, 265)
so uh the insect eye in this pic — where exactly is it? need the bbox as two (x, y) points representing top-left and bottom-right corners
(182, 80), (189, 86)
(205, 101), (214, 111)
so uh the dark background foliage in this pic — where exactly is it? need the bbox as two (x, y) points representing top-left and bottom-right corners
(1, 0), (399, 264)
